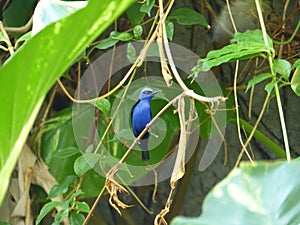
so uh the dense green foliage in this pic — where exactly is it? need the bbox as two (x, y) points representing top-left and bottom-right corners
(0, 0), (299, 224)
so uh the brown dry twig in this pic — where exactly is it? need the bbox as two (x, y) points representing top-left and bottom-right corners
(105, 178), (133, 215)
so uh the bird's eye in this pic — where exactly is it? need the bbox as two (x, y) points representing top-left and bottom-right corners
(143, 90), (152, 94)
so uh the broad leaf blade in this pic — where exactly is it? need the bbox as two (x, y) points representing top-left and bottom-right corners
(74, 154), (101, 177)
(32, 0), (87, 35)
(191, 30), (275, 76)
(171, 160), (300, 225)
(48, 175), (78, 199)
(92, 98), (111, 116)
(36, 201), (62, 225)
(133, 25), (143, 38)
(94, 37), (119, 50)
(231, 29), (273, 48)
(273, 59), (291, 80)
(126, 3), (146, 27)
(70, 213), (85, 225)
(165, 20), (174, 41)
(140, 0), (154, 16)
(245, 73), (273, 93)
(0, 0), (135, 205)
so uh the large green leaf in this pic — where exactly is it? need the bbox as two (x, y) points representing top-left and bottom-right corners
(32, 0), (88, 35)
(171, 160), (300, 225)
(191, 30), (275, 77)
(0, 0), (136, 205)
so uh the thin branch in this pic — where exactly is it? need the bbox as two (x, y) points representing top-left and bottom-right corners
(234, 93), (270, 167)
(5, 15), (33, 33)
(254, 0), (291, 162)
(273, 20), (300, 45)
(83, 185), (106, 225)
(0, 21), (14, 55)
(233, 60), (253, 166)
(225, 0), (237, 33)
(57, 25), (159, 104)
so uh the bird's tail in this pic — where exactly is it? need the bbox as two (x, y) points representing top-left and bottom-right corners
(139, 138), (149, 161)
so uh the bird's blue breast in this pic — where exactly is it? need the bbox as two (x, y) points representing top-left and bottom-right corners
(131, 99), (152, 139)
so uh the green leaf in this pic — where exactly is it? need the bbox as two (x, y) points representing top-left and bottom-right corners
(94, 37), (119, 50)
(0, 0), (136, 205)
(48, 175), (78, 199)
(14, 31), (32, 49)
(273, 59), (291, 80)
(291, 59), (300, 70)
(206, 44), (269, 60)
(94, 30), (133, 51)
(265, 80), (277, 94)
(92, 98), (111, 116)
(41, 108), (78, 180)
(165, 20), (174, 41)
(111, 31), (133, 41)
(74, 153), (101, 177)
(291, 67), (300, 96)
(52, 147), (81, 159)
(41, 108), (105, 198)
(32, 0), (87, 35)
(0, 222), (10, 225)
(126, 3), (146, 27)
(194, 43), (268, 72)
(168, 8), (209, 27)
(70, 213), (85, 225)
(231, 29), (273, 48)
(75, 201), (90, 213)
(133, 25), (143, 38)
(67, 190), (84, 203)
(55, 207), (69, 223)
(127, 42), (136, 63)
(140, 0), (155, 17)
(171, 160), (300, 225)
(245, 73), (273, 93)
(191, 30), (275, 76)
(36, 201), (61, 225)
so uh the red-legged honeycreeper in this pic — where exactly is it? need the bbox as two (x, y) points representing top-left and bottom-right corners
(131, 88), (161, 161)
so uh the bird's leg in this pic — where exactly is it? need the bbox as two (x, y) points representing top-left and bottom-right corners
(146, 123), (160, 138)
(146, 123), (152, 133)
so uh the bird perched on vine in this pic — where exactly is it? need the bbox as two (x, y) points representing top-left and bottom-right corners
(131, 87), (161, 161)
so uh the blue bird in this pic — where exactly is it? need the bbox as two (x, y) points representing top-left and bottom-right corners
(131, 88), (160, 161)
